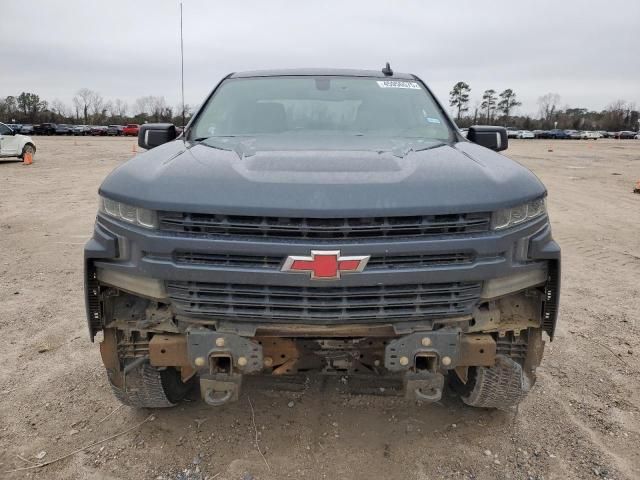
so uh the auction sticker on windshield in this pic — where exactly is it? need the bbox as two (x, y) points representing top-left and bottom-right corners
(377, 80), (421, 89)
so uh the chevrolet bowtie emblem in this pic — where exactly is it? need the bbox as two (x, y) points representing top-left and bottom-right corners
(281, 250), (370, 280)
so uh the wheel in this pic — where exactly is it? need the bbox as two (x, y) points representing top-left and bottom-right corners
(450, 329), (542, 409)
(21, 144), (36, 159)
(460, 355), (532, 409)
(106, 362), (193, 408)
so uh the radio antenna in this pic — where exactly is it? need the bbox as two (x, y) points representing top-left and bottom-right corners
(180, 1), (185, 141)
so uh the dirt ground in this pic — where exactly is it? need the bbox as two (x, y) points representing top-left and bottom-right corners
(0, 136), (639, 480)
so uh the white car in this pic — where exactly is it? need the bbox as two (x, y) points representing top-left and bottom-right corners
(506, 128), (520, 139)
(580, 131), (600, 140)
(0, 122), (36, 159)
(517, 130), (535, 139)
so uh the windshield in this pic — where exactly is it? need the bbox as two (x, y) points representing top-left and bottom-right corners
(191, 76), (452, 142)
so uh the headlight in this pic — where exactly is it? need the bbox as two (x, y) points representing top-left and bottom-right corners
(99, 197), (158, 229)
(492, 197), (546, 230)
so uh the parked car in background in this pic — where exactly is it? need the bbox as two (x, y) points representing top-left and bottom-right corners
(564, 130), (582, 140)
(580, 131), (600, 140)
(597, 131), (611, 138)
(635, 132), (640, 139)
(55, 124), (73, 135)
(535, 130), (557, 139)
(615, 131), (636, 139)
(19, 124), (34, 134)
(123, 124), (140, 136)
(107, 125), (124, 136)
(517, 130), (535, 139)
(546, 129), (570, 139)
(459, 127), (469, 138)
(0, 122), (36, 159)
(73, 125), (91, 135)
(7, 123), (23, 132)
(532, 130), (547, 138)
(91, 126), (108, 136)
(506, 127), (520, 139)
(34, 123), (57, 135)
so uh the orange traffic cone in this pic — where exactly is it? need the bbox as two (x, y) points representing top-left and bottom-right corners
(23, 152), (33, 165)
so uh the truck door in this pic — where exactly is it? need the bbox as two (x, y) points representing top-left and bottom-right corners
(0, 123), (20, 156)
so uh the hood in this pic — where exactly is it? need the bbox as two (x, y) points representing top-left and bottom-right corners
(99, 136), (546, 217)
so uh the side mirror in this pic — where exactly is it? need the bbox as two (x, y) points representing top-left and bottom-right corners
(467, 126), (508, 151)
(138, 123), (177, 149)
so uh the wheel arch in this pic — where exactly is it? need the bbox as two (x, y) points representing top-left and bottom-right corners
(21, 141), (37, 155)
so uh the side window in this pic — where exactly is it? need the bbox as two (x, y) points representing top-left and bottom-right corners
(0, 124), (11, 135)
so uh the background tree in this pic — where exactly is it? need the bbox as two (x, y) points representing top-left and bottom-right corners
(481, 89), (497, 123)
(75, 88), (95, 124)
(449, 81), (471, 121)
(173, 103), (194, 126)
(1, 87), (638, 132)
(89, 91), (104, 123)
(537, 93), (561, 127)
(17, 93), (43, 122)
(72, 97), (82, 121)
(497, 89), (522, 124)
(113, 98), (128, 118)
(3, 96), (18, 120)
(50, 99), (69, 121)
(472, 101), (480, 125)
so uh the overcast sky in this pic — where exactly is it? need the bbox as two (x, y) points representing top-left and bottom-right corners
(2, 0), (639, 117)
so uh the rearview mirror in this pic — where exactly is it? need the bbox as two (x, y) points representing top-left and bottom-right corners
(138, 123), (177, 149)
(467, 126), (508, 151)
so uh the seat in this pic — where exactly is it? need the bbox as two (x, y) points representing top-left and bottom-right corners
(353, 101), (409, 132)
(228, 102), (287, 134)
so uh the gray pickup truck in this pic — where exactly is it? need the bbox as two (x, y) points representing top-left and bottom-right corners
(85, 67), (560, 409)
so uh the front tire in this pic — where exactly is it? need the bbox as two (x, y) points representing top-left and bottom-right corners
(107, 363), (193, 408)
(461, 355), (532, 409)
(21, 144), (36, 159)
(451, 329), (543, 409)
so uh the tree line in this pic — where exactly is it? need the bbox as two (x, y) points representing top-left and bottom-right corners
(449, 82), (639, 132)
(1, 86), (638, 132)
(0, 89), (192, 126)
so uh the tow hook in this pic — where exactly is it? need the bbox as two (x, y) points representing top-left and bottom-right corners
(404, 371), (444, 402)
(200, 373), (242, 406)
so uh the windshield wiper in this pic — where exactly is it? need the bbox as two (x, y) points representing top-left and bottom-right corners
(192, 135), (243, 142)
(391, 141), (447, 158)
(412, 142), (447, 152)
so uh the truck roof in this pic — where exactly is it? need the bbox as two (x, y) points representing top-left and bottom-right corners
(229, 68), (415, 79)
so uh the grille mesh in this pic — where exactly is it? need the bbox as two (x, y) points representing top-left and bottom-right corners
(167, 281), (482, 323)
(158, 212), (491, 240)
(172, 251), (474, 270)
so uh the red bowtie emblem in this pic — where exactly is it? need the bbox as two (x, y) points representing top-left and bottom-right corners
(281, 250), (370, 280)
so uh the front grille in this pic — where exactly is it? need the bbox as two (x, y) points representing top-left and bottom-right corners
(167, 281), (482, 323)
(158, 212), (491, 240)
(174, 252), (282, 269)
(172, 251), (474, 270)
